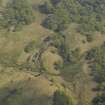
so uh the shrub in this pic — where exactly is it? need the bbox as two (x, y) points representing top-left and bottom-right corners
(86, 33), (93, 42)
(24, 41), (36, 53)
(53, 90), (73, 105)
(92, 93), (105, 105)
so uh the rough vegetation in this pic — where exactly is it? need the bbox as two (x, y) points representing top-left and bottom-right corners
(42, 0), (105, 35)
(0, 0), (105, 105)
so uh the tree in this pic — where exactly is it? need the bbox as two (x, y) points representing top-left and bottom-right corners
(53, 90), (74, 105)
(92, 93), (105, 105)
(1, 0), (35, 31)
(43, 5), (70, 31)
(51, 0), (61, 5)
(39, 1), (54, 14)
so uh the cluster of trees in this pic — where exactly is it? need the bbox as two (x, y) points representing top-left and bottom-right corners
(0, 0), (35, 31)
(86, 44), (105, 105)
(86, 44), (105, 83)
(42, 0), (70, 32)
(42, 0), (105, 34)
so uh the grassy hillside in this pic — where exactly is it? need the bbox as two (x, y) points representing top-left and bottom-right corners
(0, 65), (57, 105)
(0, 0), (58, 105)
(0, 0), (105, 105)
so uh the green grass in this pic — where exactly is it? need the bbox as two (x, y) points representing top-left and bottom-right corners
(61, 62), (83, 82)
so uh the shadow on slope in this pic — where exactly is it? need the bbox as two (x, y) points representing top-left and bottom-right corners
(0, 79), (53, 105)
